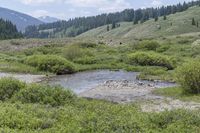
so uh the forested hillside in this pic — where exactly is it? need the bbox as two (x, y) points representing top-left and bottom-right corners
(79, 6), (200, 44)
(24, 0), (200, 38)
(0, 19), (23, 40)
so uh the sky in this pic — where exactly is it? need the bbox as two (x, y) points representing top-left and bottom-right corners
(0, 0), (193, 20)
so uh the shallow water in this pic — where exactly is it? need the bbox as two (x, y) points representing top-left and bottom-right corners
(47, 70), (175, 94)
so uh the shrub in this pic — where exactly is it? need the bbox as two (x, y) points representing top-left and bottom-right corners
(74, 56), (97, 64)
(13, 84), (76, 106)
(156, 45), (170, 53)
(63, 45), (84, 61)
(26, 55), (75, 75)
(76, 42), (98, 48)
(128, 52), (174, 70)
(137, 40), (160, 51)
(176, 60), (200, 94)
(0, 77), (25, 101)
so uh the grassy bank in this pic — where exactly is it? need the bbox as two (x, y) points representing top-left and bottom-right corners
(154, 87), (200, 103)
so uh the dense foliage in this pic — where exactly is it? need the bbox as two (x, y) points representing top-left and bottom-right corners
(128, 52), (174, 70)
(0, 19), (22, 40)
(0, 77), (25, 101)
(26, 55), (75, 74)
(136, 40), (160, 51)
(13, 84), (76, 106)
(0, 79), (199, 132)
(176, 60), (200, 94)
(24, 1), (200, 38)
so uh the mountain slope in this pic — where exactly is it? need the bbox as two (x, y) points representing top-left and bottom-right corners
(38, 16), (59, 23)
(78, 6), (200, 42)
(0, 7), (43, 32)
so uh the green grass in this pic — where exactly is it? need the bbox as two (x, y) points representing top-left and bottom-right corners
(154, 87), (200, 102)
(0, 61), (40, 74)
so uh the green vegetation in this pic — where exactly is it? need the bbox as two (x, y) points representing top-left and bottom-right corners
(13, 84), (76, 106)
(136, 40), (160, 51)
(1, 2), (200, 132)
(0, 78), (25, 101)
(176, 60), (200, 94)
(0, 79), (199, 132)
(26, 55), (75, 75)
(154, 87), (200, 103)
(128, 52), (174, 70)
(0, 33), (199, 80)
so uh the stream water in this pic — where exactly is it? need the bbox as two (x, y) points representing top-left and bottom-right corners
(47, 70), (175, 94)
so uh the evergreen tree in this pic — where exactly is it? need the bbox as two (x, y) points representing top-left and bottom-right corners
(155, 16), (158, 22)
(112, 22), (116, 29)
(192, 18), (196, 25)
(197, 21), (199, 27)
(163, 15), (167, 20)
(0, 19), (22, 40)
(107, 25), (110, 31)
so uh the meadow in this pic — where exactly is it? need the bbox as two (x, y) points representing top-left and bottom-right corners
(0, 32), (200, 132)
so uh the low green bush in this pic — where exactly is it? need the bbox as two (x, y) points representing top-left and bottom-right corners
(0, 77), (25, 101)
(74, 56), (97, 64)
(128, 52), (174, 70)
(156, 45), (170, 53)
(176, 60), (200, 94)
(149, 110), (200, 132)
(13, 84), (76, 106)
(63, 45), (84, 61)
(76, 42), (98, 48)
(137, 40), (160, 51)
(26, 55), (75, 74)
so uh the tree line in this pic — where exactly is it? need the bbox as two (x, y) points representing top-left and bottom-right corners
(24, 0), (200, 38)
(0, 19), (23, 40)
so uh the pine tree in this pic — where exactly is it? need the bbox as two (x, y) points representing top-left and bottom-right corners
(155, 16), (158, 22)
(0, 18), (22, 40)
(112, 22), (116, 29)
(192, 18), (196, 25)
(107, 25), (110, 31)
(163, 15), (167, 20)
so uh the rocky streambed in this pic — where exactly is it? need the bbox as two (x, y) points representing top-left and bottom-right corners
(79, 80), (200, 112)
